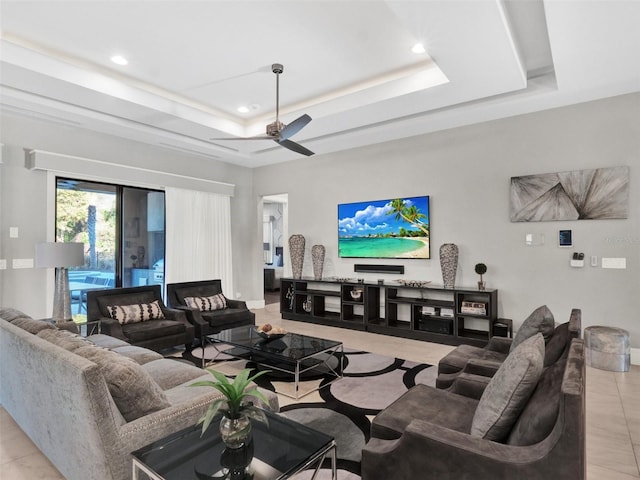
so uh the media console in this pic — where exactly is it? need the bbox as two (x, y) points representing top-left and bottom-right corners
(280, 277), (501, 347)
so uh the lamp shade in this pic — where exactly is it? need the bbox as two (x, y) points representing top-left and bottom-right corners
(35, 242), (84, 268)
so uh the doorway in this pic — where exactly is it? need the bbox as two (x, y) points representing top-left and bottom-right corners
(261, 194), (288, 305)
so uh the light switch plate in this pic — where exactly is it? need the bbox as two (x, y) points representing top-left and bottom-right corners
(0, 259), (6, 270)
(602, 257), (626, 269)
(9, 227), (19, 238)
(590, 256), (598, 267)
(12, 258), (34, 269)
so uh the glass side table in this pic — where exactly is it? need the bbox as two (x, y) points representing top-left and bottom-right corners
(132, 409), (336, 480)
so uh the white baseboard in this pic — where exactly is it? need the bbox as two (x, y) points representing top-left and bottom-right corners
(247, 299), (265, 310)
(631, 347), (639, 366)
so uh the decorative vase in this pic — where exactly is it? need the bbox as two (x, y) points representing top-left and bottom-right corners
(478, 280), (486, 291)
(220, 414), (251, 449)
(303, 296), (313, 313)
(289, 234), (306, 279)
(311, 244), (325, 280)
(439, 243), (459, 289)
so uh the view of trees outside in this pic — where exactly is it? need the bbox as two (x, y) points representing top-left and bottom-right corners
(56, 188), (117, 271)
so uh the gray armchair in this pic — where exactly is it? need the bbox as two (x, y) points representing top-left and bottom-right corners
(86, 285), (194, 352)
(166, 279), (255, 339)
(362, 338), (586, 480)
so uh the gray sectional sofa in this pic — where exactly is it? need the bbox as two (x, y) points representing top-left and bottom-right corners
(0, 307), (279, 480)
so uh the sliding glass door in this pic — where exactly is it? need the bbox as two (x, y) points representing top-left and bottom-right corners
(56, 178), (165, 317)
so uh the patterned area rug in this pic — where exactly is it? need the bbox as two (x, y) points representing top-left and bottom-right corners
(185, 345), (437, 478)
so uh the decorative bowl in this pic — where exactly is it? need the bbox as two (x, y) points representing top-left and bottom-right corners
(350, 289), (363, 300)
(255, 327), (287, 341)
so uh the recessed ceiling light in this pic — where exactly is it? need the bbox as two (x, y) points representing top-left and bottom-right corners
(110, 55), (128, 66)
(411, 43), (426, 54)
(237, 106), (250, 113)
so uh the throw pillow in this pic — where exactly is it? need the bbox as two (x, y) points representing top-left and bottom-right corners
(106, 300), (165, 325)
(183, 294), (227, 311)
(510, 305), (555, 352)
(74, 346), (170, 421)
(470, 333), (545, 441)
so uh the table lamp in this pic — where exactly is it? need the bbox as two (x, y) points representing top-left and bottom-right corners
(35, 242), (84, 323)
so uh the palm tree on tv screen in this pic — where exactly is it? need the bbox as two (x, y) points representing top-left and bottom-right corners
(387, 199), (429, 237)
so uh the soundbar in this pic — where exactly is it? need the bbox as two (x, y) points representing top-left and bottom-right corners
(353, 264), (404, 274)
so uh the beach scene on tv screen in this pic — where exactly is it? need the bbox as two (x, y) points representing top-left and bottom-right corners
(338, 196), (430, 259)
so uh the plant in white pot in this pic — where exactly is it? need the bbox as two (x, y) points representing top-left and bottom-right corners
(191, 368), (270, 449)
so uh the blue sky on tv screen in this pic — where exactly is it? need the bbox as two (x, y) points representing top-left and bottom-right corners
(338, 196), (429, 237)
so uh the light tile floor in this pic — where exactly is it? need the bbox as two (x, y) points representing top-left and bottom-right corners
(1, 302), (638, 479)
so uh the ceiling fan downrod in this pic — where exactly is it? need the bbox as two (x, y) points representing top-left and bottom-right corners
(267, 63), (284, 137)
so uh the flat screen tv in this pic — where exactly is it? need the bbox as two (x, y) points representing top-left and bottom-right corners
(338, 196), (430, 259)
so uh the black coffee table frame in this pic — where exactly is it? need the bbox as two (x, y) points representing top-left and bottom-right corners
(208, 327), (344, 400)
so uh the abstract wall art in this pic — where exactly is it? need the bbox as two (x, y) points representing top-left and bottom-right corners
(510, 166), (629, 222)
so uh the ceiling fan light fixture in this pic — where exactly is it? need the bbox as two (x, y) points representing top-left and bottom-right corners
(110, 55), (128, 65)
(411, 43), (426, 54)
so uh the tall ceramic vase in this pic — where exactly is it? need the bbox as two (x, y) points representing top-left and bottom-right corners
(440, 243), (459, 289)
(311, 245), (326, 280)
(289, 234), (306, 279)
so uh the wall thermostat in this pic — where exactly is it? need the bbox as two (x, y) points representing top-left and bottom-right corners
(558, 229), (573, 247)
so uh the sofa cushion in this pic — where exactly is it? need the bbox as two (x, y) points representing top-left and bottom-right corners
(544, 322), (570, 367)
(110, 345), (164, 364)
(507, 356), (568, 446)
(11, 317), (56, 334)
(106, 300), (165, 324)
(471, 333), (545, 441)
(74, 346), (170, 421)
(510, 305), (555, 352)
(201, 308), (254, 329)
(438, 344), (508, 375)
(184, 294), (227, 311)
(142, 358), (207, 390)
(87, 334), (131, 349)
(36, 328), (92, 351)
(121, 319), (186, 343)
(372, 384), (478, 441)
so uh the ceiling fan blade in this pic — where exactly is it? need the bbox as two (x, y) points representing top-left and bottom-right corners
(279, 114), (311, 141)
(276, 138), (314, 156)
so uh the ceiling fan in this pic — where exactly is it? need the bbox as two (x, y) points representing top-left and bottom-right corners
(211, 63), (314, 156)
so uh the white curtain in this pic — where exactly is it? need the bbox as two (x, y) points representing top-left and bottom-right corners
(165, 187), (234, 296)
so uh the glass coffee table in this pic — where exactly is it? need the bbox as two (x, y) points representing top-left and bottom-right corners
(132, 409), (336, 480)
(208, 326), (344, 399)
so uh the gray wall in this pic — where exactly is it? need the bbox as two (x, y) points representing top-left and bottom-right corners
(2, 93), (638, 348)
(0, 114), (257, 316)
(253, 93), (640, 346)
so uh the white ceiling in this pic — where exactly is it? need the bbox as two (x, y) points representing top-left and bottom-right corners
(1, 1), (638, 168)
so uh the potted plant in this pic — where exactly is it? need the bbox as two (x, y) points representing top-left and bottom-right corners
(191, 368), (270, 448)
(475, 263), (487, 290)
